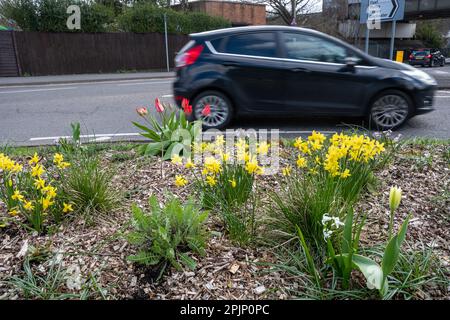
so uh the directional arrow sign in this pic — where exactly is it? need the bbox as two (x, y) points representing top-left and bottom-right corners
(370, 0), (398, 20)
(360, 0), (405, 23)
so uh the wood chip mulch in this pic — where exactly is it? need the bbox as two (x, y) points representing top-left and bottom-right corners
(0, 142), (449, 299)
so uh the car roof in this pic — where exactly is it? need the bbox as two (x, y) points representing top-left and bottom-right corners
(190, 25), (328, 39)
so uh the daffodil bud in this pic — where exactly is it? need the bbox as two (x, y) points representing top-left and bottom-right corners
(389, 186), (402, 212)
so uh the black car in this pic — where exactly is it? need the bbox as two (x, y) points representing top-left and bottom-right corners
(409, 49), (445, 67)
(173, 26), (437, 130)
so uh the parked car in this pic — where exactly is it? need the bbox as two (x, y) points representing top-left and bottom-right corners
(408, 49), (446, 67)
(173, 26), (437, 130)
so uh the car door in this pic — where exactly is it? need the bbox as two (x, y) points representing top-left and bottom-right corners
(279, 31), (375, 115)
(214, 32), (285, 112)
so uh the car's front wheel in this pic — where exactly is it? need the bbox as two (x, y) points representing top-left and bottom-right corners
(368, 90), (413, 131)
(192, 90), (233, 130)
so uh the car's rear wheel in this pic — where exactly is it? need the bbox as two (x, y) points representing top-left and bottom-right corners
(368, 90), (413, 131)
(192, 90), (233, 130)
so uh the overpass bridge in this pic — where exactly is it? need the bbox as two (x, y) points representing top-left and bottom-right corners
(406, 0), (450, 20)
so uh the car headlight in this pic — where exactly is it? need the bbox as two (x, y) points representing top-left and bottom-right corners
(401, 69), (437, 86)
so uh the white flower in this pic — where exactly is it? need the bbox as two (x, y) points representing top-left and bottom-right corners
(332, 217), (345, 228)
(322, 213), (333, 226)
(323, 229), (333, 241)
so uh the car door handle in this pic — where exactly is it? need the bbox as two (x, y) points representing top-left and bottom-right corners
(291, 67), (311, 73)
(223, 61), (239, 67)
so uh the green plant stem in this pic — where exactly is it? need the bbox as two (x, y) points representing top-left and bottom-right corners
(388, 209), (394, 239)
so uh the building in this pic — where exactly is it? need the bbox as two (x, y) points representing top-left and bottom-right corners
(323, 0), (450, 58)
(172, 0), (266, 26)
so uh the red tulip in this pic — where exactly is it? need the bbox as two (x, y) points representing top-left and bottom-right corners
(155, 98), (164, 113)
(136, 107), (148, 117)
(182, 98), (192, 115)
(202, 104), (211, 116)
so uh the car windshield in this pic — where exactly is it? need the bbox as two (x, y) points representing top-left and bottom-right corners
(412, 50), (430, 56)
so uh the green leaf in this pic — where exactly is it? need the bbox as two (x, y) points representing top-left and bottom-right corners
(132, 122), (160, 140)
(397, 213), (411, 246)
(296, 226), (320, 285)
(126, 231), (146, 245)
(162, 142), (177, 160)
(351, 254), (383, 290)
(343, 208), (353, 254)
(178, 252), (197, 270)
(353, 214), (366, 252)
(382, 235), (400, 277)
(127, 251), (160, 265)
(144, 142), (163, 156)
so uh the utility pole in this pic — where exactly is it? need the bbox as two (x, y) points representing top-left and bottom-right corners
(291, 0), (297, 26)
(164, 13), (169, 72)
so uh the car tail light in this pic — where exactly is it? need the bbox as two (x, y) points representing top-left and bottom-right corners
(409, 54), (414, 59)
(175, 44), (204, 68)
(426, 54), (432, 59)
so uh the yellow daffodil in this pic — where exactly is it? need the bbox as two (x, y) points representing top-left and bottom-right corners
(215, 135), (225, 146)
(11, 190), (24, 202)
(63, 203), (74, 213)
(340, 169), (351, 179)
(53, 153), (64, 164)
(245, 157), (260, 174)
(171, 154), (183, 165)
(29, 153), (39, 165)
(282, 166), (291, 176)
(206, 175), (216, 187)
(31, 164), (45, 177)
(8, 209), (19, 216)
(57, 161), (71, 169)
(41, 196), (54, 211)
(204, 156), (221, 174)
(229, 179), (237, 188)
(23, 201), (34, 211)
(185, 159), (195, 169)
(296, 156), (307, 168)
(34, 178), (45, 190)
(222, 152), (230, 163)
(174, 175), (188, 187)
(256, 141), (270, 155)
(11, 163), (23, 173)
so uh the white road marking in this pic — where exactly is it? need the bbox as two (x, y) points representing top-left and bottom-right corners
(29, 130), (337, 142)
(434, 96), (450, 98)
(433, 70), (449, 75)
(162, 94), (174, 98)
(29, 132), (140, 142)
(116, 81), (173, 86)
(0, 87), (78, 94)
(0, 78), (175, 89)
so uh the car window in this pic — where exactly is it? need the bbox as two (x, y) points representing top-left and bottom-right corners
(412, 50), (430, 56)
(222, 32), (278, 58)
(210, 38), (224, 52)
(282, 32), (349, 64)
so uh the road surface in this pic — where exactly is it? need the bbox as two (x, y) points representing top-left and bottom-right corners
(0, 76), (449, 146)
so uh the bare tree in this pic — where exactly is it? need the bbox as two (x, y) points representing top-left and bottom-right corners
(253, 0), (319, 25)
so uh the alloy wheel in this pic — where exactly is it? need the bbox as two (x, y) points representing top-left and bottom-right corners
(194, 95), (230, 128)
(371, 94), (409, 129)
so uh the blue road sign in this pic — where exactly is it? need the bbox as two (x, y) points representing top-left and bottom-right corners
(360, 0), (405, 23)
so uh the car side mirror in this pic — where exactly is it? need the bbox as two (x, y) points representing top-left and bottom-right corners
(345, 56), (359, 67)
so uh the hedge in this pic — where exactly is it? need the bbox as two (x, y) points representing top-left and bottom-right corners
(117, 4), (231, 34)
(0, 0), (231, 34)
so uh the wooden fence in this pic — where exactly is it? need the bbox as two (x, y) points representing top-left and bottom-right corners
(0, 31), (189, 76)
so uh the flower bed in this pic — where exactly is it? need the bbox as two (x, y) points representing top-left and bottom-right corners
(0, 133), (448, 300)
